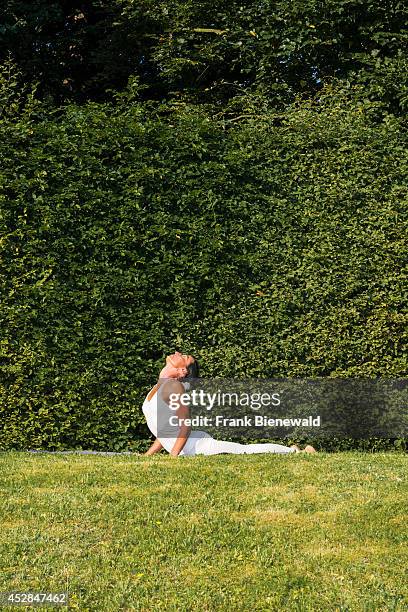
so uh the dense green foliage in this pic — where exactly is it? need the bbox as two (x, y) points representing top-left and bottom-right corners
(0, 2), (407, 450)
(1, 0), (407, 111)
(0, 65), (406, 450)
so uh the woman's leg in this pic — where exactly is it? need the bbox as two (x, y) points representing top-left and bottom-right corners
(194, 435), (296, 455)
(240, 442), (296, 454)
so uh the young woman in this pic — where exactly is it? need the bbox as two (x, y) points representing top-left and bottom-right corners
(142, 352), (317, 457)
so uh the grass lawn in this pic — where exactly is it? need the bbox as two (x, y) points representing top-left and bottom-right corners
(0, 451), (407, 611)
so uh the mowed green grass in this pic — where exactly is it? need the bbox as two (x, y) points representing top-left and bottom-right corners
(0, 452), (407, 612)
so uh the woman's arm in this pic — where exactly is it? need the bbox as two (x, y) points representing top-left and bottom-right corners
(143, 438), (164, 456)
(160, 379), (192, 457)
(169, 403), (192, 457)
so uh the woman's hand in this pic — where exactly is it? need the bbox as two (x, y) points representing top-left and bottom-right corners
(143, 438), (164, 456)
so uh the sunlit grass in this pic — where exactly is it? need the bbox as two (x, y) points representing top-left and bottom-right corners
(0, 451), (407, 611)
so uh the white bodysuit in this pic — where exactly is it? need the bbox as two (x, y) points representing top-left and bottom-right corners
(142, 381), (296, 456)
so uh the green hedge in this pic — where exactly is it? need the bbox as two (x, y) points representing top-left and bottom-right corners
(0, 71), (406, 450)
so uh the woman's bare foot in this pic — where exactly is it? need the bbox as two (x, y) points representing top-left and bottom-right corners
(303, 444), (317, 453)
(290, 444), (301, 453)
(290, 444), (317, 454)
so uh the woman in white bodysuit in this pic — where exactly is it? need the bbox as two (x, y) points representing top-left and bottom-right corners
(142, 352), (317, 457)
